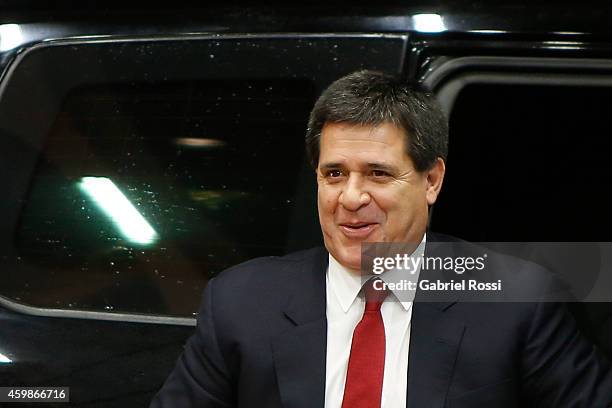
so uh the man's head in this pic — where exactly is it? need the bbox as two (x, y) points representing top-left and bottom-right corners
(306, 70), (448, 271)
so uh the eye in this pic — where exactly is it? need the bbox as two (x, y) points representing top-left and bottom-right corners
(371, 170), (390, 178)
(325, 169), (344, 178)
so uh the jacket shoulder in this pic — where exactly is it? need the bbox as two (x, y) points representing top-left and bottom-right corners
(212, 246), (326, 288)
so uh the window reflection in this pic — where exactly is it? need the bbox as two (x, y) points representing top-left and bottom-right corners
(79, 177), (159, 245)
(13, 79), (315, 316)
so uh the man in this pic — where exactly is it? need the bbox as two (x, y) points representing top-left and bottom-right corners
(151, 70), (612, 407)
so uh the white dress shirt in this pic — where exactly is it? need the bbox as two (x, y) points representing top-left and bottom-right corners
(324, 236), (425, 408)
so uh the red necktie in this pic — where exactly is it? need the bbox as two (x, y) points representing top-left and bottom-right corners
(341, 279), (389, 408)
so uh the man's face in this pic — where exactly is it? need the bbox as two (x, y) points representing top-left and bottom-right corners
(316, 122), (444, 271)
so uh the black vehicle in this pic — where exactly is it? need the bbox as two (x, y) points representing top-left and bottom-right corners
(1, 1), (611, 406)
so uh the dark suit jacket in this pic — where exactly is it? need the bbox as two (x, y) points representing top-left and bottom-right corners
(151, 236), (612, 407)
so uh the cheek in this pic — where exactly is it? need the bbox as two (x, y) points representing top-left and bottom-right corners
(374, 187), (425, 221)
(369, 188), (400, 214)
(317, 186), (339, 217)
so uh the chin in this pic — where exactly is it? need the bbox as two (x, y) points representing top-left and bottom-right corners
(324, 236), (365, 272)
(336, 246), (362, 272)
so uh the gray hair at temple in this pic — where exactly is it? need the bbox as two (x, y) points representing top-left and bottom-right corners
(305, 70), (448, 172)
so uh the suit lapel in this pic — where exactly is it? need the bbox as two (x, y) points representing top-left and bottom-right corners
(406, 232), (466, 407)
(406, 302), (465, 408)
(271, 247), (328, 408)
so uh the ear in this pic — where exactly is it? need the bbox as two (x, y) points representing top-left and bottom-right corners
(425, 158), (445, 205)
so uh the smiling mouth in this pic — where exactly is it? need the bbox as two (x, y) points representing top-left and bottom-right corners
(339, 223), (378, 239)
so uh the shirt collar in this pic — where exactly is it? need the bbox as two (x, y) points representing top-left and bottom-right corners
(328, 254), (363, 313)
(327, 233), (427, 313)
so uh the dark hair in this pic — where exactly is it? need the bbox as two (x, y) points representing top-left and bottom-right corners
(305, 70), (448, 172)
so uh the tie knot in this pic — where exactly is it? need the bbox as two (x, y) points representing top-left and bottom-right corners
(363, 278), (389, 311)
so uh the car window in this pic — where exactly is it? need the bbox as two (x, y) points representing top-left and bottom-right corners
(432, 82), (612, 241)
(11, 78), (315, 316)
(0, 35), (408, 319)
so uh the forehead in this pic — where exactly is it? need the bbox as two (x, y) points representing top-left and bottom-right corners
(319, 122), (409, 163)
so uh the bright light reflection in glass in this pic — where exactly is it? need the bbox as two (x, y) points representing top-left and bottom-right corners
(174, 138), (226, 148)
(79, 177), (158, 245)
(552, 31), (584, 36)
(0, 352), (11, 363)
(0, 24), (23, 52)
(468, 30), (506, 34)
(413, 14), (446, 33)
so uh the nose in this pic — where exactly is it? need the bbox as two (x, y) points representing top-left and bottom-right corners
(338, 173), (371, 211)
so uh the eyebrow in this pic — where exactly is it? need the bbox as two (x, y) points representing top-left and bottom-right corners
(319, 162), (344, 171)
(366, 163), (398, 173)
(318, 162), (399, 173)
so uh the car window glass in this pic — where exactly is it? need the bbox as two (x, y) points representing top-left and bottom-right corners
(10, 78), (315, 316)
